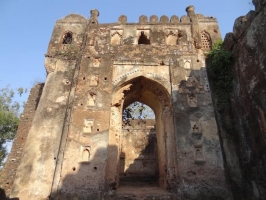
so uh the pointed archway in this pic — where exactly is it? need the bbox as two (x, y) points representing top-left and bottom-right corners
(120, 102), (158, 186)
(106, 76), (177, 191)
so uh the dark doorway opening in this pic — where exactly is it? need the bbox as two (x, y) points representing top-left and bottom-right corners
(119, 102), (158, 187)
(138, 32), (150, 45)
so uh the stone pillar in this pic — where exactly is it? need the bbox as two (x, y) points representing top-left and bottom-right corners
(186, 5), (202, 49)
(105, 106), (121, 188)
(186, 5), (195, 17)
(90, 9), (100, 24)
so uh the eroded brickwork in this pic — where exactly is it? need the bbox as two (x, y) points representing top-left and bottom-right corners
(0, 83), (44, 196)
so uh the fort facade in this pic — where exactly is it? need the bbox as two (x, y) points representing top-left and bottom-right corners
(1, 6), (233, 200)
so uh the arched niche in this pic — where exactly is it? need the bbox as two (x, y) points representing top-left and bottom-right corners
(62, 32), (73, 44)
(111, 31), (122, 46)
(106, 76), (177, 190)
(166, 31), (178, 45)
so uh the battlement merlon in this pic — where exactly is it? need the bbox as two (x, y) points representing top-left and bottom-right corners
(45, 6), (221, 73)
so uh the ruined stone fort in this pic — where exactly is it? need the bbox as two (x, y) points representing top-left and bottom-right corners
(1, 2), (266, 199)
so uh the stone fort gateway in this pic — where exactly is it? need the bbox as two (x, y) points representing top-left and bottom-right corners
(1, 3), (266, 200)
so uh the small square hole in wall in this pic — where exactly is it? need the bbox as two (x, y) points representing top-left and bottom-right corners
(97, 128), (99, 131)
(83, 77), (86, 80)
(104, 77), (107, 81)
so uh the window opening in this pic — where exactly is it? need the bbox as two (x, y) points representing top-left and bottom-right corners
(62, 32), (73, 44)
(138, 31), (150, 45)
(200, 31), (211, 49)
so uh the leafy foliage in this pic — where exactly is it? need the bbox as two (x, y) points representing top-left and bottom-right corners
(207, 40), (236, 134)
(207, 40), (234, 111)
(0, 86), (27, 166)
(123, 101), (155, 123)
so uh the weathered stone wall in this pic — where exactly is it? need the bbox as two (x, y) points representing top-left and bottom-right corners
(216, 1), (266, 199)
(6, 6), (231, 200)
(119, 119), (158, 186)
(0, 83), (44, 196)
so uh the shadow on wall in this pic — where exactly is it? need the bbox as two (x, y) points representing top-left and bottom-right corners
(119, 123), (159, 187)
(49, 126), (161, 200)
(0, 188), (19, 200)
(50, 145), (117, 200)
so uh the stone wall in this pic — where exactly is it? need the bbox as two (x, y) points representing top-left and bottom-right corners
(119, 119), (158, 186)
(215, 1), (266, 199)
(4, 6), (231, 200)
(0, 83), (44, 196)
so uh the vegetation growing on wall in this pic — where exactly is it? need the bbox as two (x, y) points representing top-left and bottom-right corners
(207, 40), (234, 110)
(55, 44), (82, 60)
(207, 40), (235, 133)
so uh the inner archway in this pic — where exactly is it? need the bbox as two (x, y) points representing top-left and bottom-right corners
(106, 76), (177, 191)
(120, 102), (158, 186)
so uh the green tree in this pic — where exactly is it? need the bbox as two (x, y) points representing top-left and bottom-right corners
(123, 101), (155, 124)
(0, 86), (26, 167)
(207, 39), (234, 111)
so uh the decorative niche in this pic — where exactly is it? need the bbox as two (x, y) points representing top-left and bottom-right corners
(110, 30), (123, 46)
(194, 144), (206, 165)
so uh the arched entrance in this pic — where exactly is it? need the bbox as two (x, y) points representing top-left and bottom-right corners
(106, 76), (177, 190)
(120, 102), (158, 186)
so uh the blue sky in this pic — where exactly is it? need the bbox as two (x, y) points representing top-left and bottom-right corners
(0, 0), (254, 103)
